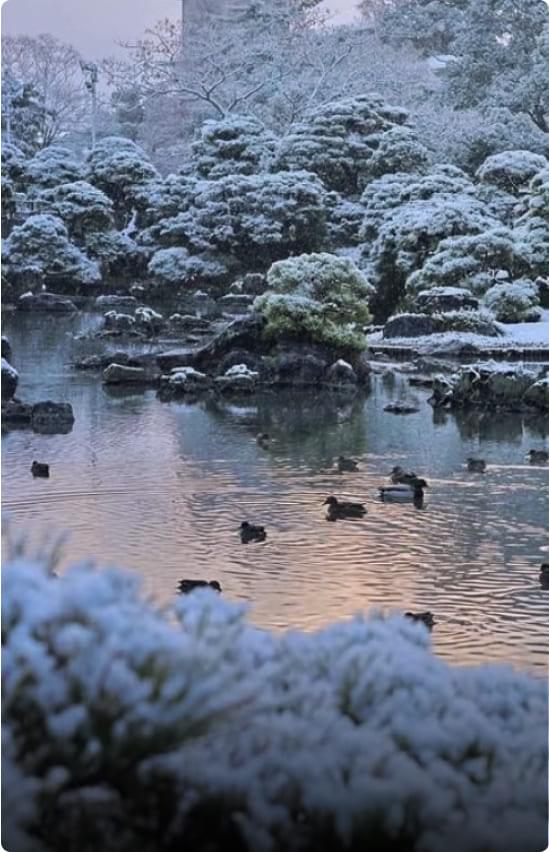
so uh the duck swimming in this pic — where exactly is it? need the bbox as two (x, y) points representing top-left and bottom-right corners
(379, 478), (428, 505)
(240, 521), (267, 543)
(405, 611), (435, 630)
(467, 457), (486, 473)
(337, 456), (359, 472)
(390, 466), (420, 485)
(527, 450), (548, 464)
(178, 579), (222, 594)
(323, 496), (367, 520)
(31, 461), (49, 478)
(256, 433), (271, 448)
(540, 564), (549, 586)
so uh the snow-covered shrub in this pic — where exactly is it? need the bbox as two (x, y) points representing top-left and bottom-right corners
(359, 165), (475, 245)
(406, 228), (534, 297)
(2, 557), (546, 852)
(24, 145), (84, 190)
(483, 280), (542, 323)
(86, 136), (159, 216)
(513, 168), (549, 278)
(256, 253), (372, 350)
(361, 125), (431, 182)
(191, 114), (276, 179)
(274, 94), (416, 195)
(134, 173), (196, 227)
(39, 181), (114, 239)
(1, 142), (27, 213)
(155, 171), (328, 266)
(524, 166), (549, 221)
(367, 194), (496, 320)
(83, 230), (146, 279)
(476, 150), (548, 194)
(325, 193), (365, 247)
(3, 214), (101, 290)
(148, 247), (228, 288)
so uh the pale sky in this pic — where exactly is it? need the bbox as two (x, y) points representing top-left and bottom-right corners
(1, 0), (360, 59)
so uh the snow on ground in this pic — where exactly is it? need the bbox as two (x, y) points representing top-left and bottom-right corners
(369, 311), (549, 355)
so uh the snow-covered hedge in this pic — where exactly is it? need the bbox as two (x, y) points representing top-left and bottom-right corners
(3, 214), (101, 289)
(148, 247), (228, 288)
(39, 180), (114, 239)
(86, 136), (160, 214)
(191, 114), (276, 179)
(24, 145), (84, 190)
(153, 171), (328, 265)
(274, 94), (416, 194)
(255, 253), (372, 349)
(2, 558), (546, 852)
(483, 279), (542, 323)
(475, 150), (548, 194)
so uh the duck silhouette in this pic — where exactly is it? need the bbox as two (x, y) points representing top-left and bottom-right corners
(527, 450), (548, 464)
(337, 456), (359, 472)
(467, 457), (486, 473)
(390, 465), (421, 485)
(31, 461), (49, 478)
(178, 579), (222, 594)
(240, 521), (267, 543)
(405, 611), (435, 630)
(379, 478), (428, 506)
(323, 496), (366, 520)
(256, 433), (271, 448)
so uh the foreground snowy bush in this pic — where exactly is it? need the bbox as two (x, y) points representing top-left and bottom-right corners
(147, 246), (228, 289)
(483, 280), (542, 323)
(2, 558), (546, 852)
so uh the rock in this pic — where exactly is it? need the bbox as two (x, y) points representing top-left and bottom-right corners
(18, 292), (77, 313)
(216, 350), (265, 377)
(156, 349), (196, 372)
(430, 363), (545, 412)
(2, 399), (33, 426)
(74, 352), (144, 371)
(219, 294), (254, 312)
(168, 314), (212, 333)
(31, 401), (75, 434)
(384, 402), (420, 414)
(129, 284), (146, 299)
(535, 277), (549, 309)
(523, 376), (549, 411)
(95, 295), (138, 309)
(2, 357), (18, 400)
(134, 306), (164, 335)
(408, 375), (434, 388)
(265, 351), (328, 386)
(214, 364), (259, 394)
(104, 311), (135, 332)
(193, 314), (268, 371)
(384, 314), (442, 338)
(1, 336), (13, 362)
(414, 288), (479, 314)
(103, 363), (149, 384)
(325, 359), (357, 386)
(163, 367), (211, 394)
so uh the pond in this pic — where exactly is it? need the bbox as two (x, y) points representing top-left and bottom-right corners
(2, 311), (548, 671)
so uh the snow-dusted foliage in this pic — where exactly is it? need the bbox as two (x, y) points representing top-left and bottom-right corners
(406, 228), (534, 297)
(83, 230), (145, 278)
(3, 214), (101, 289)
(2, 558), (546, 852)
(39, 181), (114, 239)
(483, 279), (542, 323)
(256, 252), (372, 349)
(367, 193), (496, 319)
(274, 94), (417, 195)
(524, 166), (549, 221)
(148, 247), (228, 288)
(24, 145), (84, 190)
(86, 136), (160, 214)
(153, 171), (328, 266)
(476, 150), (548, 194)
(359, 165), (475, 244)
(325, 193), (365, 247)
(134, 173), (197, 227)
(191, 115), (276, 179)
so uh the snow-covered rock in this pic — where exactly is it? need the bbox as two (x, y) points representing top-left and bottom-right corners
(1, 357), (18, 400)
(103, 311), (135, 333)
(103, 364), (148, 385)
(17, 291), (77, 313)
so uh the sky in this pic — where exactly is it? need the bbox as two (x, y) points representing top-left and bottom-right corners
(1, 0), (360, 58)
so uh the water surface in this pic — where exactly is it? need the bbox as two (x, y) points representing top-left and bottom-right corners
(2, 312), (548, 670)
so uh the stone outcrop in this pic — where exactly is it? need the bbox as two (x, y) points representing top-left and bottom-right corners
(1, 357), (18, 400)
(414, 288), (479, 314)
(18, 292), (77, 313)
(430, 363), (548, 412)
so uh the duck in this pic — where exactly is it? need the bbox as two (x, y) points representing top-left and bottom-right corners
(256, 433), (271, 448)
(379, 478), (428, 505)
(337, 455), (359, 473)
(390, 465), (420, 485)
(31, 461), (49, 478)
(467, 457), (486, 473)
(405, 611), (436, 631)
(323, 496), (367, 520)
(178, 579), (222, 594)
(240, 521), (267, 543)
(540, 564), (549, 586)
(527, 450), (548, 464)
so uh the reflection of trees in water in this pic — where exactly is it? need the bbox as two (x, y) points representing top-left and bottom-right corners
(453, 409), (524, 444)
(206, 390), (368, 469)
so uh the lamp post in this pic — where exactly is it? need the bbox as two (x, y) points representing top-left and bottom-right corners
(80, 61), (98, 150)
(180, 0), (187, 55)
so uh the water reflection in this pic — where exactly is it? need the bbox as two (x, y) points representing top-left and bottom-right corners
(2, 313), (548, 671)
